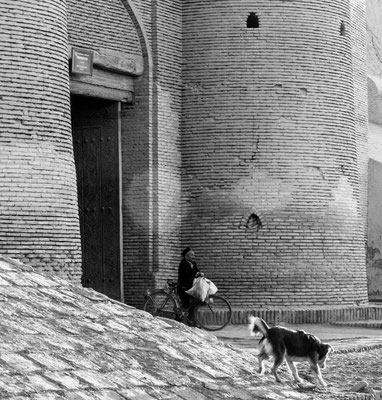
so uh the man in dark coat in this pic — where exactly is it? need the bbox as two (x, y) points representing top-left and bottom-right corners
(178, 247), (203, 326)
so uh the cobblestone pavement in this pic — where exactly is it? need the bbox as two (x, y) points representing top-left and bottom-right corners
(0, 256), (381, 400)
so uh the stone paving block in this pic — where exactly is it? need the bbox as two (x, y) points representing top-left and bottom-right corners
(93, 390), (128, 400)
(0, 373), (34, 396)
(152, 368), (192, 387)
(189, 360), (230, 379)
(216, 386), (256, 400)
(124, 369), (167, 387)
(44, 371), (82, 390)
(176, 366), (216, 386)
(248, 386), (310, 400)
(42, 337), (76, 352)
(38, 287), (82, 305)
(53, 391), (97, 400)
(23, 272), (60, 287)
(1, 353), (40, 373)
(78, 320), (107, 333)
(3, 286), (33, 300)
(171, 387), (207, 400)
(21, 318), (62, 336)
(106, 319), (133, 332)
(2, 271), (38, 286)
(9, 302), (46, 318)
(0, 257), (33, 272)
(157, 344), (187, 360)
(27, 353), (72, 371)
(31, 394), (66, 400)
(7, 397), (34, 400)
(26, 374), (61, 391)
(57, 351), (100, 370)
(0, 276), (11, 285)
(119, 388), (156, 400)
(72, 369), (119, 390)
(0, 259), (17, 271)
(98, 302), (137, 317)
(2, 318), (40, 335)
(105, 370), (145, 388)
(147, 387), (184, 400)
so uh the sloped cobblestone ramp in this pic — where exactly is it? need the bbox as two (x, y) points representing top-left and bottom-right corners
(0, 256), (381, 400)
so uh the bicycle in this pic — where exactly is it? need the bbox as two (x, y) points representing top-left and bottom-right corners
(143, 279), (232, 331)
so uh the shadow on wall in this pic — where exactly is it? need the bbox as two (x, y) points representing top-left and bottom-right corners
(367, 246), (382, 300)
(368, 159), (382, 301)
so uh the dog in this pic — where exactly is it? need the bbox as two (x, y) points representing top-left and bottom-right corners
(248, 316), (333, 386)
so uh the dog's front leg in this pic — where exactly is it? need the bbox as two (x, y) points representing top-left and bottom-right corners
(258, 352), (268, 375)
(309, 363), (327, 387)
(286, 359), (302, 383)
(271, 355), (284, 383)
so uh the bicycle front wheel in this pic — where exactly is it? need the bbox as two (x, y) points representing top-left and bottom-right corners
(143, 290), (178, 320)
(194, 294), (232, 331)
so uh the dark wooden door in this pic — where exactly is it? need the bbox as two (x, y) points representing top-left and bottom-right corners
(71, 96), (121, 301)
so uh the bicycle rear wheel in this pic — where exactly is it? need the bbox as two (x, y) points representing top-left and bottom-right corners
(143, 290), (178, 320)
(194, 294), (232, 331)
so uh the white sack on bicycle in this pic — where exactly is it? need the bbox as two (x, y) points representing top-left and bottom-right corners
(186, 277), (218, 302)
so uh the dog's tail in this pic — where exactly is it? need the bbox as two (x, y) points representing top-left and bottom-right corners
(248, 316), (270, 337)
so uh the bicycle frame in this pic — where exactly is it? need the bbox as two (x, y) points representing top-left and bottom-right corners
(145, 280), (184, 316)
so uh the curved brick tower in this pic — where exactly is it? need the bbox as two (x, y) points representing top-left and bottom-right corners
(0, 1), (82, 280)
(182, 1), (369, 306)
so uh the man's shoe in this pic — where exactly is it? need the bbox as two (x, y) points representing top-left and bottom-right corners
(187, 319), (201, 328)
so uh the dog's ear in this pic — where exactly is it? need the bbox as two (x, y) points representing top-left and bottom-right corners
(322, 343), (334, 354)
(248, 315), (256, 336)
(327, 344), (334, 353)
(248, 315), (262, 336)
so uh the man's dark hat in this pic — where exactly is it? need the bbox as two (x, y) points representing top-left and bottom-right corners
(181, 247), (192, 257)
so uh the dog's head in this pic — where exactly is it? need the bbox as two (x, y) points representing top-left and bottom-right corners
(317, 343), (334, 369)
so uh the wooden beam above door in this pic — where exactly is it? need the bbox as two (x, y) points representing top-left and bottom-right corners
(68, 46), (143, 76)
(68, 46), (138, 102)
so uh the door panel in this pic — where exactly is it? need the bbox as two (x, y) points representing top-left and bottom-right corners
(71, 96), (121, 300)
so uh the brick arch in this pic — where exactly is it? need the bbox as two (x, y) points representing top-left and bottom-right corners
(119, 0), (153, 72)
(368, 75), (382, 124)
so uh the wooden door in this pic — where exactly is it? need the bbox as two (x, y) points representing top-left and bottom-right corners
(71, 96), (121, 301)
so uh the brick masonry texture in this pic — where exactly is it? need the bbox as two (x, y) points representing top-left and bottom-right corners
(0, 0), (82, 281)
(366, 1), (382, 300)
(181, 1), (369, 306)
(0, 0), (375, 309)
(120, 0), (183, 306)
(67, 0), (142, 57)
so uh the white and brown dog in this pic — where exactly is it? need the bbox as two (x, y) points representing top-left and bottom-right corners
(248, 316), (333, 386)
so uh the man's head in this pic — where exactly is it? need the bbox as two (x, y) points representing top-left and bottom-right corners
(182, 247), (195, 263)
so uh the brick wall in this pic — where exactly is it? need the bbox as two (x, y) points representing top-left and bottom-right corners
(121, 0), (183, 306)
(67, 0), (141, 56)
(181, 1), (369, 307)
(366, 0), (382, 300)
(366, 0), (382, 76)
(0, 0), (372, 308)
(0, 0), (82, 280)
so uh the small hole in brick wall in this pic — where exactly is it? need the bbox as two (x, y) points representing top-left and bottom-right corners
(247, 13), (259, 29)
(245, 213), (263, 231)
(340, 21), (346, 36)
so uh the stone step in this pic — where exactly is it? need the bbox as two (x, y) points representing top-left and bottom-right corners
(330, 320), (382, 329)
(230, 304), (382, 325)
